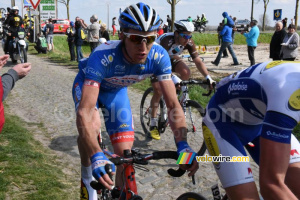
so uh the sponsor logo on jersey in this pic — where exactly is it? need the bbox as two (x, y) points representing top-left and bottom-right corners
(227, 82), (248, 94)
(248, 167), (252, 175)
(119, 123), (129, 128)
(203, 124), (221, 168)
(266, 131), (289, 139)
(150, 49), (165, 64)
(162, 66), (172, 72)
(288, 89), (300, 111)
(74, 83), (81, 103)
(85, 67), (103, 78)
(101, 53), (115, 67)
(291, 149), (300, 156)
(115, 65), (125, 71)
(84, 80), (100, 88)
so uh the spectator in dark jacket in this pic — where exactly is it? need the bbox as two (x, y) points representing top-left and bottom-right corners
(67, 21), (76, 61)
(99, 23), (110, 41)
(270, 22), (287, 60)
(74, 21), (84, 62)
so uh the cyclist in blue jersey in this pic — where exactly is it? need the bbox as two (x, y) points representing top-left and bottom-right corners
(203, 61), (300, 200)
(73, 3), (199, 200)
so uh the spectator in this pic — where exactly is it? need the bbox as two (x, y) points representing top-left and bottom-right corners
(282, 17), (287, 29)
(112, 17), (117, 36)
(80, 15), (100, 52)
(74, 21), (84, 62)
(242, 20), (260, 66)
(75, 16), (80, 22)
(232, 17), (237, 44)
(217, 22), (223, 45)
(167, 15), (172, 31)
(201, 13), (207, 23)
(270, 21), (287, 60)
(42, 20), (48, 37)
(34, 33), (47, 54)
(46, 18), (54, 51)
(217, 21), (228, 58)
(99, 23), (110, 41)
(187, 16), (192, 22)
(157, 23), (164, 36)
(163, 22), (168, 33)
(212, 19), (240, 66)
(281, 24), (299, 61)
(66, 21), (76, 61)
(0, 55), (31, 133)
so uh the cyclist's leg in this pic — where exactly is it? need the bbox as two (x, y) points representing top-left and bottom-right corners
(173, 57), (190, 81)
(203, 97), (260, 200)
(285, 134), (300, 198)
(100, 87), (135, 189)
(72, 75), (99, 200)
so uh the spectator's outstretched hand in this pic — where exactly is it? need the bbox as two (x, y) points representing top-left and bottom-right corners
(12, 63), (31, 79)
(0, 55), (9, 69)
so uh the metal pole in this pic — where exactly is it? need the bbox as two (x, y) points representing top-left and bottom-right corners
(107, 3), (110, 32)
(11, 0), (15, 7)
(251, 0), (254, 20)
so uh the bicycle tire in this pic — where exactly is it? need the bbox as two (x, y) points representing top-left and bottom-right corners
(176, 192), (207, 200)
(185, 100), (206, 156)
(140, 87), (165, 138)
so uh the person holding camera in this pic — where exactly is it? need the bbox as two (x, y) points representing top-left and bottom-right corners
(241, 20), (260, 66)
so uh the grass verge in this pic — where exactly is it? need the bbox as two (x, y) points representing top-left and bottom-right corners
(0, 109), (77, 200)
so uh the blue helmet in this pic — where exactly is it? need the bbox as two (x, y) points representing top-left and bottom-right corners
(70, 21), (74, 27)
(119, 2), (162, 32)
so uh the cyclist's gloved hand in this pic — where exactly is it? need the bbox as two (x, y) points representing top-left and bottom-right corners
(176, 141), (196, 155)
(206, 75), (216, 88)
(176, 141), (199, 176)
(90, 152), (116, 188)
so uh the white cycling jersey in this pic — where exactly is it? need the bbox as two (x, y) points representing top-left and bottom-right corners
(203, 61), (300, 188)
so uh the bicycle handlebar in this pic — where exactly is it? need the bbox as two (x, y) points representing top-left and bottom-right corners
(179, 79), (215, 96)
(107, 150), (189, 178)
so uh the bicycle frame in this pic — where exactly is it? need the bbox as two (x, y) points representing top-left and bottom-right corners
(96, 136), (184, 200)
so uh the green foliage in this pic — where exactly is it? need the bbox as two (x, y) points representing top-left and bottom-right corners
(191, 32), (273, 46)
(0, 112), (77, 199)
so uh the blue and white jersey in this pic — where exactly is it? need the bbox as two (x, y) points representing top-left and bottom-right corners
(78, 40), (172, 91)
(214, 61), (300, 126)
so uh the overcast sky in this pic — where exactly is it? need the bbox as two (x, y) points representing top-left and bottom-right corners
(3, 0), (297, 28)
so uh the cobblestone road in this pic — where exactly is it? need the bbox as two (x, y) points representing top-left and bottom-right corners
(2, 47), (260, 200)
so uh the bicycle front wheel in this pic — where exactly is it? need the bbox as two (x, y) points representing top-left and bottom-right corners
(185, 100), (206, 156)
(140, 87), (165, 138)
(177, 192), (207, 200)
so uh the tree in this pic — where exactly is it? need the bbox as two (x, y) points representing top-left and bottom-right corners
(295, 0), (299, 30)
(260, 0), (270, 31)
(166, 0), (181, 31)
(58, 0), (71, 20)
(259, 14), (271, 28)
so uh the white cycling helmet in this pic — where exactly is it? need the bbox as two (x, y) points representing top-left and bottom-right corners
(174, 20), (194, 32)
(99, 38), (107, 44)
(12, 6), (19, 11)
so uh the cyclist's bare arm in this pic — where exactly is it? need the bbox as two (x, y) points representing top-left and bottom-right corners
(259, 138), (298, 200)
(76, 85), (102, 157)
(76, 84), (114, 189)
(158, 80), (186, 141)
(193, 56), (209, 77)
(158, 79), (199, 176)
